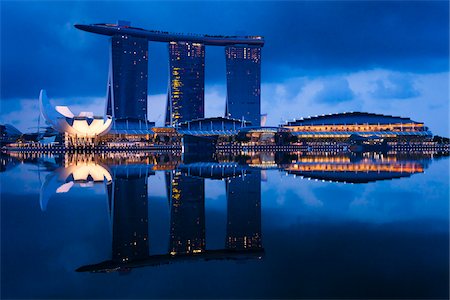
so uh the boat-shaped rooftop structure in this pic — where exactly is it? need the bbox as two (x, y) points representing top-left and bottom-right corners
(74, 22), (265, 47)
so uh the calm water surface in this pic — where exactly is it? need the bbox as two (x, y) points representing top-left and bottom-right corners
(1, 152), (449, 299)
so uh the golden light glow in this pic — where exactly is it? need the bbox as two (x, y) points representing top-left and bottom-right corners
(285, 123), (424, 133)
(286, 163), (423, 173)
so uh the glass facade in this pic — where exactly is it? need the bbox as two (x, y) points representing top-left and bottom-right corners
(226, 170), (262, 250)
(107, 34), (148, 122)
(166, 41), (205, 126)
(109, 171), (149, 263)
(77, 22), (265, 129)
(167, 171), (205, 254)
(225, 46), (262, 126)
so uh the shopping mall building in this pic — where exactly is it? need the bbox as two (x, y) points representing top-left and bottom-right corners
(282, 112), (432, 141)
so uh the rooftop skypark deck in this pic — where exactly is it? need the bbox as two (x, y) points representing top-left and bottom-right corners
(74, 22), (265, 46)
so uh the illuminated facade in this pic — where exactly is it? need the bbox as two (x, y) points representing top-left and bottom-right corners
(285, 154), (425, 183)
(226, 170), (262, 250)
(165, 42), (205, 126)
(283, 112), (433, 140)
(39, 90), (112, 147)
(107, 29), (148, 122)
(76, 21), (265, 132)
(225, 46), (262, 126)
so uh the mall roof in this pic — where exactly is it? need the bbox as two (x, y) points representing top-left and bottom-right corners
(285, 112), (424, 126)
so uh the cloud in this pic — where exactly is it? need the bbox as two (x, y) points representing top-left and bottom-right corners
(1, 1), (448, 99)
(0, 96), (105, 132)
(0, 87), (228, 131)
(260, 162), (449, 225)
(147, 94), (166, 126)
(204, 85), (226, 118)
(371, 74), (420, 99)
(347, 70), (449, 136)
(0, 99), (41, 132)
(260, 70), (449, 136)
(1, 69), (448, 137)
(147, 86), (227, 127)
(314, 78), (354, 104)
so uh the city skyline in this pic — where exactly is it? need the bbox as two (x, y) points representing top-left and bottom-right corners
(1, 1), (448, 136)
(1, 2), (448, 297)
(75, 21), (264, 127)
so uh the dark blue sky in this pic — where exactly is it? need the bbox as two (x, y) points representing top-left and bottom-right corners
(1, 1), (448, 98)
(1, 1), (449, 134)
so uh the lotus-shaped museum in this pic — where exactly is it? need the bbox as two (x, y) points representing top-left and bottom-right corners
(39, 89), (112, 138)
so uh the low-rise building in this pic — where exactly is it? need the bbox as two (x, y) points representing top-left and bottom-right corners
(282, 112), (432, 141)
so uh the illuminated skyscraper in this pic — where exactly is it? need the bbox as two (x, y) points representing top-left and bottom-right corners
(76, 22), (264, 128)
(225, 46), (262, 126)
(226, 170), (262, 250)
(106, 28), (148, 122)
(165, 41), (205, 126)
(168, 171), (205, 254)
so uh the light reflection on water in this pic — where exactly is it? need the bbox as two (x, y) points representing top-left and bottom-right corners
(1, 151), (448, 299)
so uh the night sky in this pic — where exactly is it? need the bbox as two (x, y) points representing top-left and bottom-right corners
(1, 1), (449, 135)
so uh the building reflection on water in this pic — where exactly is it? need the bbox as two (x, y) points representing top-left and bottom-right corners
(1, 150), (443, 272)
(281, 152), (430, 183)
(77, 154), (264, 273)
(226, 171), (261, 250)
(167, 171), (206, 255)
(107, 164), (154, 265)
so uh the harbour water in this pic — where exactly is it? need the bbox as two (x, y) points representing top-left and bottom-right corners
(1, 151), (448, 299)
